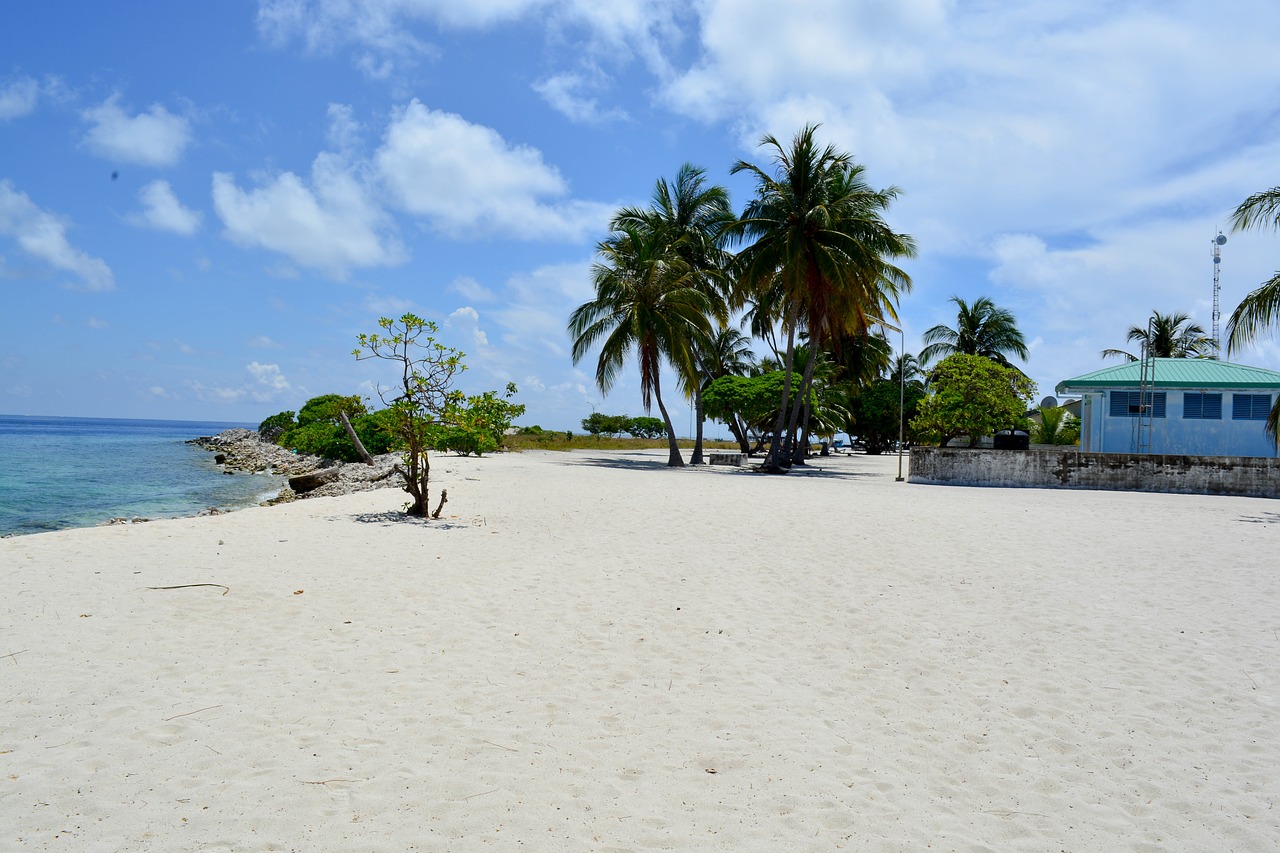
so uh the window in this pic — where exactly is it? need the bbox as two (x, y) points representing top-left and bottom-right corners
(1109, 390), (1166, 418)
(1232, 393), (1273, 421)
(1183, 392), (1222, 420)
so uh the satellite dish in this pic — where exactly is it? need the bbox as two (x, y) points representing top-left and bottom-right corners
(1216, 234), (1227, 246)
(1214, 256), (1221, 264)
(1040, 395), (1058, 408)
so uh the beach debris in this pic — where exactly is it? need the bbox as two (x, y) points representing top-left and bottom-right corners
(147, 583), (231, 596)
(288, 467), (342, 494)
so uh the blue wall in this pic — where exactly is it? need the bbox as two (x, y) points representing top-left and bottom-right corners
(1080, 388), (1279, 458)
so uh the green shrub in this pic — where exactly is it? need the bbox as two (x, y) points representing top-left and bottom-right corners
(258, 411), (296, 443)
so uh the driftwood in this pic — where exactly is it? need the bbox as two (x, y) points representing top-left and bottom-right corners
(339, 411), (374, 465)
(289, 467), (341, 493)
(147, 583), (231, 596)
(431, 489), (448, 519)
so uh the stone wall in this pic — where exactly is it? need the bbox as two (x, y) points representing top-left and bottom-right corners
(909, 447), (1280, 499)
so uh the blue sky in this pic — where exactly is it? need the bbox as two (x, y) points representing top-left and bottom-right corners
(3, 1), (1280, 430)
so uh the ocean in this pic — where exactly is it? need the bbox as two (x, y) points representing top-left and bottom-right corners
(0, 415), (285, 537)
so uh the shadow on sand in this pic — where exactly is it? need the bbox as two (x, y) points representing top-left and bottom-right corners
(350, 510), (470, 530)
(559, 451), (886, 481)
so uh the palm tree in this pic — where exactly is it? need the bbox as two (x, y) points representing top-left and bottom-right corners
(568, 224), (712, 466)
(1101, 310), (1217, 361)
(725, 124), (915, 471)
(920, 296), (1029, 366)
(1227, 184), (1280, 442)
(614, 164), (733, 465)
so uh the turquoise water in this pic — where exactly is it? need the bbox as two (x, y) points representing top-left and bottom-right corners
(0, 415), (284, 537)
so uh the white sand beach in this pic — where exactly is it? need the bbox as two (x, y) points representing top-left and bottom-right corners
(2, 449), (1278, 852)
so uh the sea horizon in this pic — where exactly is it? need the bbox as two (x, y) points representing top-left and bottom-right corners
(0, 413), (282, 537)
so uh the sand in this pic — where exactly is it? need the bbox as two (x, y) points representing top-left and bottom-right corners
(2, 449), (1277, 852)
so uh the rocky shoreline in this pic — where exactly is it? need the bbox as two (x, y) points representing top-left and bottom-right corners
(187, 428), (402, 504)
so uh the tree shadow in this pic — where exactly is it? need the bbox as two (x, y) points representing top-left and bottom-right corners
(1237, 512), (1280, 525)
(350, 510), (470, 529)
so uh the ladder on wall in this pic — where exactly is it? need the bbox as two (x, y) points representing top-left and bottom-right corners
(1133, 322), (1155, 454)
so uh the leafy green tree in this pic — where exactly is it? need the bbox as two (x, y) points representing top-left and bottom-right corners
(1030, 404), (1080, 445)
(848, 378), (926, 454)
(726, 124), (915, 471)
(258, 411), (296, 443)
(278, 394), (373, 461)
(355, 314), (465, 518)
(1227, 185), (1280, 443)
(626, 416), (667, 439)
(296, 394), (366, 426)
(911, 354), (1036, 447)
(569, 224), (712, 466)
(920, 296), (1029, 367)
(1101, 310), (1216, 361)
(434, 383), (525, 456)
(581, 413), (631, 436)
(703, 371), (812, 450)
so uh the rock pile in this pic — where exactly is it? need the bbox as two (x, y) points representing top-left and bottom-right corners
(188, 429), (403, 503)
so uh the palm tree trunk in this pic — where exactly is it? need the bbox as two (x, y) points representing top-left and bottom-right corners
(784, 347), (818, 465)
(763, 322), (796, 473)
(653, 372), (685, 467)
(691, 385), (706, 465)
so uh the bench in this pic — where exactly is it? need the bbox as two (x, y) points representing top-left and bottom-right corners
(707, 451), (744, 466)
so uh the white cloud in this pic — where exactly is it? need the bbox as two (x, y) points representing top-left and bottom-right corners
(376, 100), (612, 240)
(258, 0), (544, 52)
(0, 76), (39, 120)
(86, 317), (109, 329)
(212, 152), (406, 278)
(129, 180), (202, 234)
(81, 95), (192, 167)
(447, 305), (489, 348)
(187, 361), (292, 404)
(0, 180), (115, 291)
(248, 335), (284, 349)
(533, 69), (629, 124)
(450, 275), (496, 303)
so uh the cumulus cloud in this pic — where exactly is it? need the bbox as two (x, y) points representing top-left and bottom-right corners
(376, 100), (612, 240)
(81, 95), (192, 167)
(129, 180), (202, 234)
(187, 361), (292, 404)
(0, 76), (39, 120)
(450, 275), (497, 303)
(533, 69), (629, 124)
(212, 152), (406, 278)
(0, 180), (115, 291)
(447, 305), (489, 348)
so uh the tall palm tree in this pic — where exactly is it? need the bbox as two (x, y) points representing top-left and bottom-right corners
(725, 124), (915, 471)
(614, 164), (733, 465)
(1101, 310), (1217, 361)
(568, 224), (712, 466)
(1227, 184), (1280, 442)
(920, 295), (1029, 366)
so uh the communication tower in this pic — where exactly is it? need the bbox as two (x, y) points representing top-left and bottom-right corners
(1212, 232), (1227, 358)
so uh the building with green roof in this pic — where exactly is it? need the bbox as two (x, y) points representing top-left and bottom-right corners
(1057, 358), (1280, 457)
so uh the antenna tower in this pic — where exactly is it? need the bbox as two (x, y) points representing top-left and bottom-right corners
(1212, 232), (1227, 358)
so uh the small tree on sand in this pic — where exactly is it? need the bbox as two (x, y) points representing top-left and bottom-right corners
(355, 314), (464, 518)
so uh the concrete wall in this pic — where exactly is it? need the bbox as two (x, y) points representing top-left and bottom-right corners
(910, 446), (1280, 499)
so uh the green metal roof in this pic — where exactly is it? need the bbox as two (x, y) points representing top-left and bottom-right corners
(1057, 358), (1280, 393)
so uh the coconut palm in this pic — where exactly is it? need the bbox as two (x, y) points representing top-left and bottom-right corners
(725, 124), (915, 471)
(614, 164), (733, 465)
(1226, 184), (1280, 441)
(920, 296), (1029, 367)
(1101, 310), (1217, 361)
(568, 224), (712, 466)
